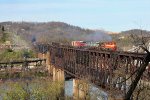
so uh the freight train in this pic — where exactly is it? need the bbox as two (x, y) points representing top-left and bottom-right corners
(71, 41), (117, 51)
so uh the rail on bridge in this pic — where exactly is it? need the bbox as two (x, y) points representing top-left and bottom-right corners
(37, 43), (150, 100)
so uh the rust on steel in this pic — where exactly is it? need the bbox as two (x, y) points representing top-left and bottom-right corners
(37, 43), (150, 96)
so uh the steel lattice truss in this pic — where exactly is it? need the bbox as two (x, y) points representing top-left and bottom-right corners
(37, 43), (150, 99)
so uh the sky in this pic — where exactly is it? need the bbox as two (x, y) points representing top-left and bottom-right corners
(0, 0), (150, 32)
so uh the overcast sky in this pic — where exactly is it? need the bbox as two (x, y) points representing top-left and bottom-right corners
(0, 0), (150, 32)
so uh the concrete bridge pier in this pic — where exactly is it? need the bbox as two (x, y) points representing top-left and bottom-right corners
(48, 64), (53, 76)
(40, 51), (65, 80)
(53, 67), (65, 81)
(52, 66), (65, 99)
(45, 51), (50, 66)
(38, 52), (51, 73)
(37, 52), (46, 59)
(43, 48), (65, 98)
(37, 52), (46, 65)
(45, 51), (52, 75)
(73, 79), (89, 100)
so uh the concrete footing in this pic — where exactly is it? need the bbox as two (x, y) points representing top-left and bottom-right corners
(73, 79), (89, 100)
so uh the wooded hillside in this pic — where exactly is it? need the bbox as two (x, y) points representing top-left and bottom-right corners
(0, 22), (111, 43)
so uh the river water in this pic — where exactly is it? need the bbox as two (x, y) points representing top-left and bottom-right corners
(65, 79), (108, 100)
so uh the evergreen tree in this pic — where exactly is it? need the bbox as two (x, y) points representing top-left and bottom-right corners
(2, 26), (5, 32)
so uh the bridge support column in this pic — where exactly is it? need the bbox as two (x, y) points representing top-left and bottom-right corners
(59, 69), (64, 81)
(73, 79), (79, 99)
(42, 53), (47, 65)
(38, 52), (46, 59)
(37, 52), (43, 59)
(53, 67), (65, 82)
(45, 51), (51, 74)
(73, 79), (89, 100)
(38, 52), (47, 66)
(52, 66), (65, 99)
(49, 64), (53, 76)
(53, 67), (57, 81)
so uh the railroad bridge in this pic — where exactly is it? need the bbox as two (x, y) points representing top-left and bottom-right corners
(37, 43), (150, 100)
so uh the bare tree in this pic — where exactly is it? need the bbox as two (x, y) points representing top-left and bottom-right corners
(125, 30), (150, 100)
